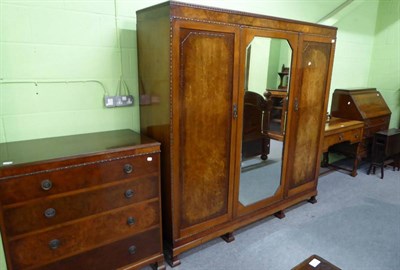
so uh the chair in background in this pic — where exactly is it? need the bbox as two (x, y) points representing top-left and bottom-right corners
(242, 91), (273, 160)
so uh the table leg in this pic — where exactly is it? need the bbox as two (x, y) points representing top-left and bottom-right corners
(321, 152), (329, 167)
(351, 143), (361, 177)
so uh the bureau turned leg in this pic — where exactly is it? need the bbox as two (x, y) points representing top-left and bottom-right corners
(221, 232), (235, 243)
(308, 196), (317, 204)
(350, 155), (360, 177)
(274, 210), (286, 219)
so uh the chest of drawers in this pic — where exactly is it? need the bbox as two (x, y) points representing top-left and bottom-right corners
(0, 130), (165, 270)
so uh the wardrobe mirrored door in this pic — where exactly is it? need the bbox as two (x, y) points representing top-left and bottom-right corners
(236, 29), (297, 215)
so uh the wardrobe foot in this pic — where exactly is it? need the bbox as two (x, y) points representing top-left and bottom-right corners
(308, 196), (317, 204)
(166, 255), (181, 267)
(274, 210), (286, 219)
(221, 232), (235, 243)
(151, 260), (166, 270)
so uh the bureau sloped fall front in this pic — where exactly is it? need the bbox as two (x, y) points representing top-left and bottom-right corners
(137, 1), (337, 267)
(0, 130), (165, 270)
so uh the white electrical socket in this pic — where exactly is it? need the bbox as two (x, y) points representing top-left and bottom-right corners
(104, 96), (115, 107)
(104, 95), (134, 108)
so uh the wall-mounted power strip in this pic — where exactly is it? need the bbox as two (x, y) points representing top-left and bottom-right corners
(104, 95), (134, 108)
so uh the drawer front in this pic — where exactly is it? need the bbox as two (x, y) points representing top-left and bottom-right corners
(342, 128), (362, 143)
(39, 228), (162, 270)
(324, 128), (362, 151)
(4, 176), (159, 237)
(363, 116), (390, 138)
(9, 201), (160, 269)
(0, 153), (159, 205)
(364, 124), (389, 138)
(364, 116), (390, 128)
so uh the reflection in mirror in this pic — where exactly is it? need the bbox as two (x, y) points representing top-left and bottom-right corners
(239, 37), (292, 207)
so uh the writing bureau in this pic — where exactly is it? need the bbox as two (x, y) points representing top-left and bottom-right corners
(0, 130), (165, 270)
(330, 88), (391, 160)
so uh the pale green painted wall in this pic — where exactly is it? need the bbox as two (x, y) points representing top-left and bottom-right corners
(0, 0), (141, 143)
(368, 0), (400, 128)
(247, 37), (271, 94)
(0, 233), (4, 270)
(329, 0), (399, 127)
(0, 0), (396, 268)
(246, 38), (291, 95)
(266, 39), (282, 90)
(329, 0), (380, 111)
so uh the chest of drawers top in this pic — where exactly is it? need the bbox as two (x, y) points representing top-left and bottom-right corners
(0, 129), (160, 179)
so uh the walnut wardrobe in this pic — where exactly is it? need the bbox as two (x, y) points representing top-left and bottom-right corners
(137, 1), (337, 266)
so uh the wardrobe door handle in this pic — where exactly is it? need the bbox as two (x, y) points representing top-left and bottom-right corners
(294, 97), (299, 112)
(233, 104), (238, 119)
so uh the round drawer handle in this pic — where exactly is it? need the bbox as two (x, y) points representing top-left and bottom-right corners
(125, 189), (134, 199)
(128, 245), (136, 255)
(127, 217), (136, 226)
(44, 208), (56, 218)
(123, 164), (133, 174)
(41, 179), (53, 191)
(49, 239), (60, 250)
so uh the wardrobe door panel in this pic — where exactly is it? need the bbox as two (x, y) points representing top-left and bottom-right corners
(172, 21), (239, 237)
(287, 36), (335, 195)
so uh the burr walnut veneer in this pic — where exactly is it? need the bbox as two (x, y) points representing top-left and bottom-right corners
(137, 1), (337, 266)
(0, 130), (165, 270)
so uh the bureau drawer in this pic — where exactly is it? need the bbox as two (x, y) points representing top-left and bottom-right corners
(324, 128), (362, 151)
(363, 116), (390, 138)
(0, 153), (159, 205)
(9, 201), (160, 269)
(3, 176), (159, 237)
(364, 124), (389, 138)
(39, 228), (162, 270)
(364, 116), (390, 128)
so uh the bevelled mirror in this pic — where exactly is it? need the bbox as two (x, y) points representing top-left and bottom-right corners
(239, 36), (292, 207)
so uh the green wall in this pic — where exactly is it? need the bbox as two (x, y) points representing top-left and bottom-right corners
(3, 0), (395, 144)
(0, 0), (398, 268)
(368, 0), (400, 127)
(0, 0), (141, 143)
(329, 0), (399, 126)
(247, 37), (271, 94)
(0, 233), (4, 270)
(329, 0), (380, 109)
